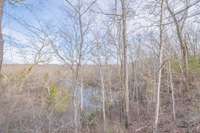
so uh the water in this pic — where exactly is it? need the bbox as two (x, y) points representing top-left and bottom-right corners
(56, 79), (102, 112)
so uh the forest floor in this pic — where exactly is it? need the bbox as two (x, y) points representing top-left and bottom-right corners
(0, 64), (200, 133)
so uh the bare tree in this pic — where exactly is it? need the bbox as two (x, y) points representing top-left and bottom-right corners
(95, 33), (107, 133)
(166, 0), (190, 93)
(120, 0), (130, 129)
(168, 60), (176, 121)
(50, 1), (98, 132)
(0, 0), (4, 73)
(154, 0), (164, 132)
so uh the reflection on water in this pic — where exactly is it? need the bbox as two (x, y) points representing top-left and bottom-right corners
(56, 79), (102, 112)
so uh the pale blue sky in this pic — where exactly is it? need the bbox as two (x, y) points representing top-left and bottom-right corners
(3, 0), (112, 64)
(4, 0), (188, 64)
(3, 0), (71, 64)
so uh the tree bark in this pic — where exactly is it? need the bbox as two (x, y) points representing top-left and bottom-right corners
(168, 61), (176, 121)
(166, 0), (189, 93)
(100, 64), (106, 133)
(121, 0), (129, 129)
(80, 76), (84, 112)
(154, 0), (164, 132)
(0, 0), (4, 73)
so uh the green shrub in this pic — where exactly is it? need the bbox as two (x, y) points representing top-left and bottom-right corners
(171, 56), (200, 73)
(81, 111), (98, 127)
(48, 84), (71, 112)
(188, 56), (200, 73)
(171, 59), (181, 73)
(49, 84), (58, 101)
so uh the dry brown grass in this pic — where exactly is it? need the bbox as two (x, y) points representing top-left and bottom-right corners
(1, 64), (200, 133)
(0, 64), (113, 133)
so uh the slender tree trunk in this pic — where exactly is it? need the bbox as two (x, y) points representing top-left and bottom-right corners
(100, 65), (106, 133)
(74, 11), (84, 133)
(115, 0), (123, 124)
(166, 0), (189, 93)
(80, 76), (84, 112)
(154, 0), (164, 132)
(121, 0), (129, 129)
(95, 33), (107, 132)
(0, 0), (4, 73)
(182, 39), (189, 92)
(74, 10), (84, 133)
(73, 94), (79, 133)
(168, 61), (176, 121)
(108, 67), (113, 120)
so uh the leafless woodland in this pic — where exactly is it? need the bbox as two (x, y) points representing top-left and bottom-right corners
(1, 0), (200, 133)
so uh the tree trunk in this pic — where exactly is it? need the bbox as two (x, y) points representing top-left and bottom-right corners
(73, 11), (84, 133)
(168, 61), (176, 121)
(166, 0), (189, 93)
(80, 76), (84, 112)
(154, 0), (164, 132)
(73, 93), (79, 133)
(0, 0), (4, 73)
(121, 0), (129, 129)
(108, 66), (113, 120)
(100, 65), (106, 133)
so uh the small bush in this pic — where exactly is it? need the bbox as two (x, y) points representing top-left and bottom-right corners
(171, 56), (200, 73)
(81, 111), (99, 128)
(48, 84), (71, 112)
(188, 56), (200, 73)
(171, 58), (181, 73)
